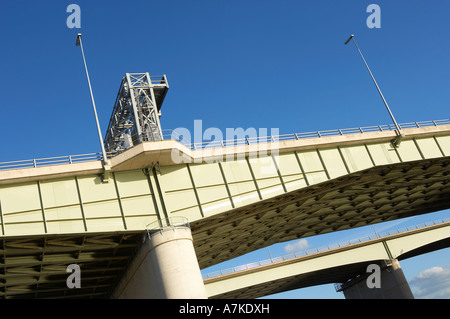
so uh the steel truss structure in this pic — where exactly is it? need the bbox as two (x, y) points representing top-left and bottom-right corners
(104, 73), (169, 154)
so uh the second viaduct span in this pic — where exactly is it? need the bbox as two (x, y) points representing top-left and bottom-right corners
(203, 219), (450, 299)
(0, 119), (449, 298)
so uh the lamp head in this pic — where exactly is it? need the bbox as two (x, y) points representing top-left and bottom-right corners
(76, 33), (82, 46)
(344, 34), (354, 45)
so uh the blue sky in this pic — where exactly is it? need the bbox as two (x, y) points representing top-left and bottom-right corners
(0, 1), (449, 298)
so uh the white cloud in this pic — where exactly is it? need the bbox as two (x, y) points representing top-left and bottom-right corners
(410, 266), (450, 299)
(284, 239), (310, 253)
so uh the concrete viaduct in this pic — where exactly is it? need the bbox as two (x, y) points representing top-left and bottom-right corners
(0, 122), (449, 298)
(203, 219), (450, 298)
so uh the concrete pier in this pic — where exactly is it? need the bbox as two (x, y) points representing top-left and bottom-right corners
(112, 222), (207, 299)
(341, 260), (414, 299)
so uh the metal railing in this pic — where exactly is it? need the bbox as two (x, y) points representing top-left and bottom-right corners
(0, 153), (103, 171)
(146, 216), (190, 238)
(201, 217), (450, 280)
(149, 75), (168, 86)
(182, 119), (450, 151)
(1, 119), (449, 171)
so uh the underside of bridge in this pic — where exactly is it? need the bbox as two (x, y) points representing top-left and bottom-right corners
(0, 231), (143, 298)
(191, 156), (450, 269)
(1, 155), (448, 298)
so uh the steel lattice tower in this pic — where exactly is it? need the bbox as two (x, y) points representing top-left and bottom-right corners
(104, 73), (169, 154)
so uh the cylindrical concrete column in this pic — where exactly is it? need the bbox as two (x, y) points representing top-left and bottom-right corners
(148, 226), (207, 299)
(112, 220), (207, 299)
(341, 259), (414, 299)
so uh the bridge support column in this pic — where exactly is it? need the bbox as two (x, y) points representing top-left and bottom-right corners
(112, 222), (207, 299)
(340, 260), (414, 299)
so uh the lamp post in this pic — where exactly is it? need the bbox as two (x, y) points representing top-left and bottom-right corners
(345, 34), (404, 147)
(75, 33), (109, 164)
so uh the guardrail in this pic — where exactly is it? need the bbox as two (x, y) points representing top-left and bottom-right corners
(149, 75), (168, 86)
(184, 119), (450, 150)
(201, 217), (450, 280)
(0, 153), (103, 171)
(146, 216), (190, 238)
(1, 119), (449, 171)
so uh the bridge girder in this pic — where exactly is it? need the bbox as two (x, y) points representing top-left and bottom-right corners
(191, 156), (450, 268)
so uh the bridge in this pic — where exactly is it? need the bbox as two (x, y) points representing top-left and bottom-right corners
(0, 119), (449, 298)
(203, 218), (450, 298)
(0, 73), (449, 298)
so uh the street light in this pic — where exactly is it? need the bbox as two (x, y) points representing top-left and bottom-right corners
(345, 34), (404, 147)
(75, 33), (109, 164)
